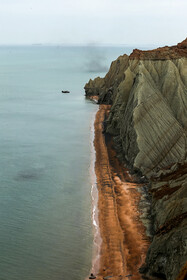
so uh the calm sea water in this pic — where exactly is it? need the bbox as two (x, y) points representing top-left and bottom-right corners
(0, 45), (133, 280)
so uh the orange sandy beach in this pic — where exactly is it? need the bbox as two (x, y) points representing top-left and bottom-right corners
(87, 105), (150, 280)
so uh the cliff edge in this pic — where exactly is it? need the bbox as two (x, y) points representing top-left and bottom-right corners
(85, 39), (187, 280)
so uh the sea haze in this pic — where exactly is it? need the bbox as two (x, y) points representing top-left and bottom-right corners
(0, 45), (132, 280)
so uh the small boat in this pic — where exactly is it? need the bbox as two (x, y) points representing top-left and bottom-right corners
(61, 90), (70, 93)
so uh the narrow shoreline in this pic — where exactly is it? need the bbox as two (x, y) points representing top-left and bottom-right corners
(89, 105), (102, 275)
(87, 105), (150, 280)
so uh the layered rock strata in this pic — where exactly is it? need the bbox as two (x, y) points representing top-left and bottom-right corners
(85, 39), (187, 280)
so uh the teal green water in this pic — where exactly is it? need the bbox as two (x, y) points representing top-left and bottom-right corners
(0, 46), (132, 280)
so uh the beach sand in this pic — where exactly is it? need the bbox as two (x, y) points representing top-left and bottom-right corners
(87, 105), (150, 280)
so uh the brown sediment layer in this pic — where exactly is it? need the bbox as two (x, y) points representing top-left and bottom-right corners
(88, 105), (150, 280)
(150, 183), (182, 200)
(157, 163), (187, 182)
(176, 262), (187, 280)
(129, 38), (187, 60)
(156, 212), (187, 236)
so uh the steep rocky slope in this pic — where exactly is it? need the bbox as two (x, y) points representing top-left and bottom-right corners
(85, 39), (187, 280)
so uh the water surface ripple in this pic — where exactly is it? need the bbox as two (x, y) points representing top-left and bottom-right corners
(0, 46), (132, 280)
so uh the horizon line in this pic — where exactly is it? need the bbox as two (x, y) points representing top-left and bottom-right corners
(0, 42), (161, 48)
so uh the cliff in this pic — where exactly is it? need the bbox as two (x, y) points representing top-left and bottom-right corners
(85, 39), (187, 280)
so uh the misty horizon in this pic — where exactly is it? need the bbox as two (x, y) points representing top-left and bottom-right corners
(0, 0), (186, 47)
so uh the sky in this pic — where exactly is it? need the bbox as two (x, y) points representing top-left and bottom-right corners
(0, 0), (186, 46)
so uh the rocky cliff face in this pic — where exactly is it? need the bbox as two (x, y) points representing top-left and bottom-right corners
(85, 39), (187, 280)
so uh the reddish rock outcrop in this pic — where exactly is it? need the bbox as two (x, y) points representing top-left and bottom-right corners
(130, 38), (187, 60)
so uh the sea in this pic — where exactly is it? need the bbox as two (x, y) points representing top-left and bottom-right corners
(0, 45), (133, 280)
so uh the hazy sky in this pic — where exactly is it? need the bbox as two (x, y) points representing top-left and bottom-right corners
(0, 0), (186, 46)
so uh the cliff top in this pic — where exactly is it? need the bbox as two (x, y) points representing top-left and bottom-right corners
(130, 38), (187, 60)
